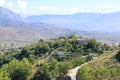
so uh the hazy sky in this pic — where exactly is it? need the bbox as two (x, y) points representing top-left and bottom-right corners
(1, 0), (120, 15)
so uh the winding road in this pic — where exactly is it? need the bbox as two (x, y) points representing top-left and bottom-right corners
(67, 62), (89, 80)
(66, 50), (119, 80)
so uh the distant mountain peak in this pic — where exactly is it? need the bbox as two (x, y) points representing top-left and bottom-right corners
(0, 7), (22, 21)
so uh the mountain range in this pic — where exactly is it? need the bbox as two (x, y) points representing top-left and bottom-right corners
(0, 7), (120, 43)
(26, 12), (120, 32)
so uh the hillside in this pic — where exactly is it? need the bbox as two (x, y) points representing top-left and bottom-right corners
(0, 35), (111, 80)
(77, 49), (120, 80)
(0, 27), (43, 41)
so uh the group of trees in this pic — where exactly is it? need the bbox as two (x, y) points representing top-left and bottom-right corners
(77, 65), (106, 80)
(0, 50), (19, 66)
(18, 40), (51, 60)
(32, 58), (59, 80)
(32, 57), (87, 80)
(55, 35), (108, 54)
(53, 35), (109, 62)
(0, 35), (108, 66)
(0, 35), (110, 80)
(0, 35), (107, 66)
(0, 58), (32, 80)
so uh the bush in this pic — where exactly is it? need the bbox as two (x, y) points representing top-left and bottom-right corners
(77, 66), (90, 80)
(1, 58), (32, 80)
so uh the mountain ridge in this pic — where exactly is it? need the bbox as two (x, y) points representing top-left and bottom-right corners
(0, 7), (120, 43)
(26, 12), (120, 32)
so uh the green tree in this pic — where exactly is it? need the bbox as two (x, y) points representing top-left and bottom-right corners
(58, 62), (73, 76)
(115, 50), (120, 62)
(87, 38), (101, 52)
(35, 43), (50, 55)
(109, 68), (117, 78)
(54, 40), (63, 48)
(19, 47), (30, 59)
(0, 70), (11, 80)
(49, 58), (58, 70)
(69, 34), (76, 39)
(77, 66), (90, 80)
(1, 58), (32, 80)
(71, 58), (86, 66)
(94, 65), (107, 79)
(39, 39), (44, 43)
(32, 62), (52, 80)
(102, 43), (108, 51)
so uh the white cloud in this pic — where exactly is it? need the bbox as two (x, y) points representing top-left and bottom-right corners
(8, 2), (13, 7)
(15, 9), (29, 18)
(17, 0), (28, 15)
(49, 6), (59, 11)
(0, 0), (5, 6)
(70, 8), (79, 12)
(68, 8), (79, 13)
(39, 6), (80, 14)
(62, 8), (79, 14)
(40, 6), (47, 10)
(17, 0), (27, 9)
(39, 6), (59, 11)
(15, 9), (27, 14)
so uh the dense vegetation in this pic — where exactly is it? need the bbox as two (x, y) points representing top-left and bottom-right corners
(0, 35), (110, 80)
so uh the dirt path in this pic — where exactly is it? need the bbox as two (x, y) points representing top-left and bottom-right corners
(66, 50), (119, 80)
(28, 55), (50, 80)
(28, 50), (58, 80)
